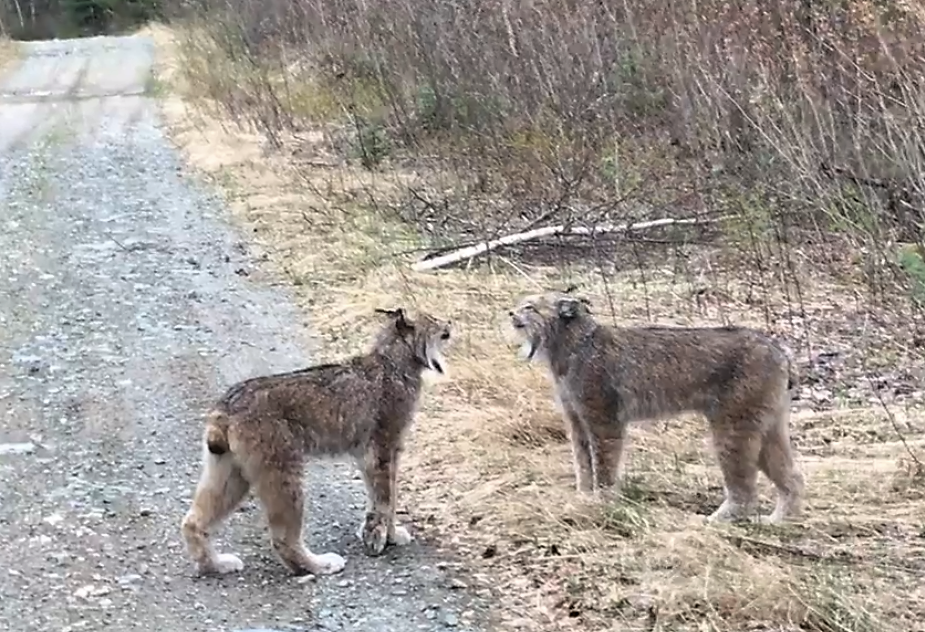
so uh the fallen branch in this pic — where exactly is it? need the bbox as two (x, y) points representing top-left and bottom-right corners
(411, 216), (728, 273)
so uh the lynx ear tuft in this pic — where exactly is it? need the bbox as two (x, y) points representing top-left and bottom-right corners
(375, 307), (413, 330)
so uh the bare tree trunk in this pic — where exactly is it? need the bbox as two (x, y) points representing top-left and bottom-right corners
(12, 0), (26, 30)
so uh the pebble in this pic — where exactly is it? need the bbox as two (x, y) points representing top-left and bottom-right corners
(74, 584), (111, 599)
(0, 442), (36, 455)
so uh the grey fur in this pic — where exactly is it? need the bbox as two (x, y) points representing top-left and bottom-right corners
(509, 290), (805, 524)
(181, 308), (453, 576)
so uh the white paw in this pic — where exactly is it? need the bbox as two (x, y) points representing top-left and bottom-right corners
(312, 552), (346, 575)
(593, 487), (620, 503)
(706, 504), (757, 524)
(212, 553), (244, 574)
(355, 520), (366, 542)
(706, 506), (731, 524)
(389, 524), (413, 546)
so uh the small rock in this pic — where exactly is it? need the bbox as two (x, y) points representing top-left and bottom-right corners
(117, 574), (142, 585)
(442, 612), (459, 627)
(43, 513), (64, 526)
(48, 550), (69, 564)
(74, 584), (110, 599)
(508, 618), (535, 628)
(447, 578), (468, 590)
(0, 442), (36, 456)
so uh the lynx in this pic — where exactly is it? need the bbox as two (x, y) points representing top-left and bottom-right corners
(509, 290), (804, 524)
(181, 307), (452, 576)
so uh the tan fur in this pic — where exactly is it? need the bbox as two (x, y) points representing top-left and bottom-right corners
(509, 290), (805, 524)
(180, 308), (453, 576)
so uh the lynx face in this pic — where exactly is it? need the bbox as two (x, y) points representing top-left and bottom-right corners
(413, 313), (453, 375)
(508, 291), (589, 362)
(377, 308), (453, 375)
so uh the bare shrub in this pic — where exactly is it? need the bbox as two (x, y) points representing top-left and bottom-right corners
(157, 1), (925, 628)
(168, 0), (925, 318)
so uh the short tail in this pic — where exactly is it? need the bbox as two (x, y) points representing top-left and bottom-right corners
(204, 409), (230, 455)
(787, 359), (800, 400)
(778, 342), (800, 401)
(770, 336), (800, 401)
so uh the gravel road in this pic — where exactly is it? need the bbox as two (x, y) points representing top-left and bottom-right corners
(0, 35), (485, 632)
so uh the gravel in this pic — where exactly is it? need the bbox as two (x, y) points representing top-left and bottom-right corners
(0, 34), (486, 632)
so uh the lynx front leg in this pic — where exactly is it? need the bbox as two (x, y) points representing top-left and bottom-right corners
(562, 403), (594, 493)
(584, 410), (628, 498)
(387, 448), (413, 546)
(356, 445), (399, 556)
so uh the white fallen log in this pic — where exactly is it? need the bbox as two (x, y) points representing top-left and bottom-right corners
(412, 216), (724, 273)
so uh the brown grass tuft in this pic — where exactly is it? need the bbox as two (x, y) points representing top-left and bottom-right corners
(149, 22), (925, 632)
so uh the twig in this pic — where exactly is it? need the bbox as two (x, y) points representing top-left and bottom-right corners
(856, 306), (924, 473)
(495, 254), (544, 289)
(868, 368), (924, 474)
(722, 533), (850, 564)
(411, 216), (729, 273)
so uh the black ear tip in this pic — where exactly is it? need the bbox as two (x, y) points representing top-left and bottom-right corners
(375, 307), (406, 319)
(557, 296), (587, 319)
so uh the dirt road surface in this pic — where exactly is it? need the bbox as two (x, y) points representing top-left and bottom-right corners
(0, 35), (485, 632)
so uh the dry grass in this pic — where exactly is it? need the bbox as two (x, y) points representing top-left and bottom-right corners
(147, 23), (925, 632)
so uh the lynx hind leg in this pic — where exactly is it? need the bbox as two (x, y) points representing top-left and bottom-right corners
(706, 412), (763, 524)
(758, 403), (805, 524)
(181, 448), (251, 575)
(252, 465), (346, 576)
